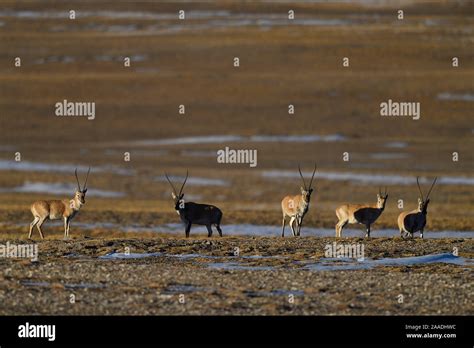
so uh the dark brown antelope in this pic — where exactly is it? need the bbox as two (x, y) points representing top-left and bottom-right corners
(335, 188), (388, 238)
(29, 168), (90, 239)
(165, 171), (223, 238)
(398, 177), (437, 239)
(281, 163), (317, 237)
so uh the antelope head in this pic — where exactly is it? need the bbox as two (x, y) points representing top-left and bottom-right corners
(416, 176), (437, 214)
(74, 167), (90, 205)
(417, 197), (424, 211)
(376, 187), (388, 210)
(298, 163), (317, 204)
(165, 171), (188, 211)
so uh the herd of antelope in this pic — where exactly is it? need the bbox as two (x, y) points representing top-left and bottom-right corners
(27, 166), (438, 240)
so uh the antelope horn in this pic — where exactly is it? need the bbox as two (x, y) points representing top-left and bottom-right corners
(416, 176), (424, 200)
(384, 186), (387, 195)
(298, 164), (307, 190)
(308, 163), (317, 189)
(178, 170), (189, 197)
(164, 172), (178, 197)
(425, 177), (438, 200)
(74, 168), (81, 191)
(83, 167), (91, 190)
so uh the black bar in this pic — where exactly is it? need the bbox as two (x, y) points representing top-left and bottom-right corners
(0, 316), (471, 346)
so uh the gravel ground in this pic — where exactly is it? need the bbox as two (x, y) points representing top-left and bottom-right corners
(0, 236), (472, 315)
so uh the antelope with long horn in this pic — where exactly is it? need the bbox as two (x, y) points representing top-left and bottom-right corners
(335, 187), (388, 238)
(28, 167), (90, 239)
(398, 177), (437, 239)
(281, 163), (317, 237)
(165, 171), (223, 238)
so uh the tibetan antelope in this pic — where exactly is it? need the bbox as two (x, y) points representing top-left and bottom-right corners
(281, 163), (317, 237)
(29, 168), (90, 239)
(165, 171), (223, 238)
(398, 177), (437, 239)
(335, 187), (388, 238)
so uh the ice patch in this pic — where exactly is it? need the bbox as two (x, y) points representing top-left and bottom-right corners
(437, 93), (474, 102)
(207, 262), (275, 271)
(384, 141), (408, 148)
(0, 160), (133, 175)
(156, 175), (229, 187)
(262, 170), (474, 186)
(0, 182), (124, 197)
(99, 252), (163, 259)
(303, 253), (472, 271)
(127, 134), (346, 147)
(370, 153), (409, 160)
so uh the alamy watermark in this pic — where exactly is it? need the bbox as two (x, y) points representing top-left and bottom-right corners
(18, 322), (55, 341)
(55, 99), (95, 120)
(325, 242), (365, 261)
(217, 147), (257, 168)
(0, 242), (38, 261)
(380, 99), (420, 120)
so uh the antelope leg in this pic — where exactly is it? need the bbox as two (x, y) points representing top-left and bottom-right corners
(206, 224), (213, 237)
(185, 222), (192, 238)
(63, 217), (68, 238)
(365, 225), (371, 239)
(297, 216), (303, 236)
(37, 217), (46, 240)
(281, 215), (286, 237)
(215, 224), (223, 237)
(29, 216), (39, 239)
(289, 216), (296, 236)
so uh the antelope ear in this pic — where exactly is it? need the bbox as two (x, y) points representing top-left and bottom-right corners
(83, 188), (87, 193)
(300, 186), (304, 192)
(171, 192), (177, 199)
(179, 194), (184, 200)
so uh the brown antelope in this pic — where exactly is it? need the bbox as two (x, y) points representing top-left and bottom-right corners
(165, 171), (223, 238)
(281, 163), (317, 237)
(29, 168), (90, 239)
(335, 188), (388, 238)
(398, 177), (437, 239)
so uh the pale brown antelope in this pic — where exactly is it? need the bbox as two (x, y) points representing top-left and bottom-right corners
(398, 177), (437, 239)
(28, 168), (90, 239)
(165, 171), (223, 238)
(335, 188), (388, 238)
(281, 163), (317, 237)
